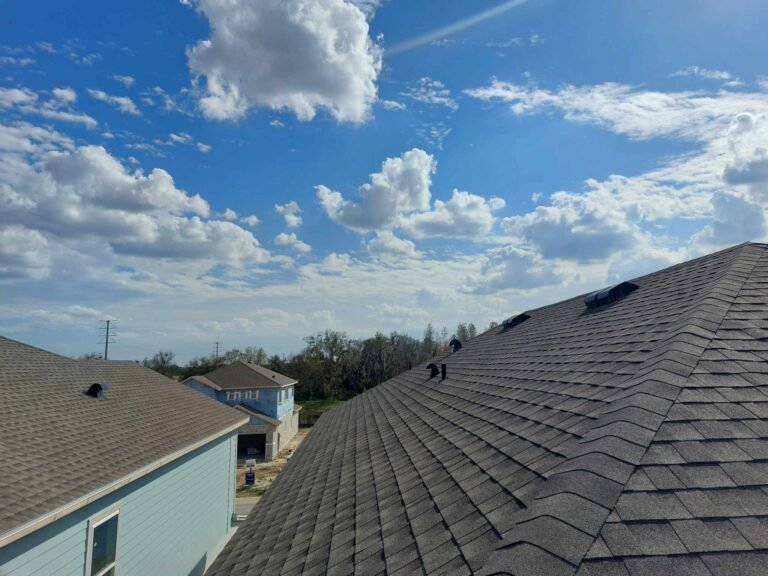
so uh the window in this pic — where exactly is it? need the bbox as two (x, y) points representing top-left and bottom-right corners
(243, 390), (250, 400)
(226, 392), (232, 401)
(87, 509), (119, 576)
(233, 391), (241, 401)
(253, 390), (259, 401)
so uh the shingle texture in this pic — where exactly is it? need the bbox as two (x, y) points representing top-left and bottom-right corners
(0, 338), (246, 538)
(208, 242), (768, 576)
(196, 361), (298, 390)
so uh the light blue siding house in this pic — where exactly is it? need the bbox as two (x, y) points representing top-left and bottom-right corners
(0, 337), (248, 576)
(183, 362), (300, 461)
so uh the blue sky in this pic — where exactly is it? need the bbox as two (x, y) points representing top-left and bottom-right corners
(2, 0), (768, 361)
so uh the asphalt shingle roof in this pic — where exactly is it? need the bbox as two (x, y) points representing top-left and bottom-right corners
(0, 338), (247, 542)
(194, 361), (298, 390)
(207, 242), (768, 576)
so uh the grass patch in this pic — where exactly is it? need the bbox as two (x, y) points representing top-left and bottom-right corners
(299, 399), (344, 416)
(237, 484), (268, 498)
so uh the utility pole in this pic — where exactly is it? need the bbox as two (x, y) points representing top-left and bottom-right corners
(214, 341), (220, 361)
(99, 320), (116, 360)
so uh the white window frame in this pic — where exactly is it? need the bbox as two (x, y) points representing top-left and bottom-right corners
(233, 391), (241, 401)
(253, 390), (259, 400)
(85, 507), (120, 576)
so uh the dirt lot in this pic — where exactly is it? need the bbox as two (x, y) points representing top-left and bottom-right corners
(236, 428), (310, 501)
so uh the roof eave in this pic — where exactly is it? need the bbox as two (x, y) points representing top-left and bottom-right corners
(0, 415), (248, 550)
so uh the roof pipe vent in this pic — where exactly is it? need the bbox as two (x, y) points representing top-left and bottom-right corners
(584, 281), (639, 310)
(426, 363), (439, 378)
(502, 313), (531, 329)
(441, 363), (447, 380)
(449, 339), (462, 353)
(85, 383), (108, 400)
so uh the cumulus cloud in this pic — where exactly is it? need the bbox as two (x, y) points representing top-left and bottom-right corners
(240, 214), (260, 227)
(274, 232), (311, 253)
(87, 89), (141, 115)
(365, 231), (417, 258)
(469, 246), (565, 293)
(0, 124), (270, 278)
(0, 226), (50, 279)
(186, 0), (382, 123)
(690, 191), (766, 250)
(0, 86), (96, 128)
(274, 201), (303, 228)
(317, 148), (435, 232)
(401, 190), (504, 239)
(317, 148), (504, 242)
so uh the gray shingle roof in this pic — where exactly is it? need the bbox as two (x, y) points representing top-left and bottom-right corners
(0, 338), (247, 545)
(207, 242), (768, 576)
(190, 361), (298, 390)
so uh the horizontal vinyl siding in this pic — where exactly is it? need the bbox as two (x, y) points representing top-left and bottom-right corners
(0, 431), (237, 576)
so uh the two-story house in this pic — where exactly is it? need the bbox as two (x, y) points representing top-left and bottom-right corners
(183, 361), (301, 461)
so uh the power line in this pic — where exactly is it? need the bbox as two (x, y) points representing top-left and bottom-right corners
(99, 320), (116, 360)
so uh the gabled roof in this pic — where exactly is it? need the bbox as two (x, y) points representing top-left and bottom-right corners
(207, 242), (768, 576)
(0, 338), (248, 548)
(186, 361), (297, 391)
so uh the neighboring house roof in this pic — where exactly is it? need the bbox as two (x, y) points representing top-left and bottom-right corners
(208, 242), (768, 576)
(234, 404), (282, 427)
(188, 361), (297, 391)
(0, 338), (248, 548)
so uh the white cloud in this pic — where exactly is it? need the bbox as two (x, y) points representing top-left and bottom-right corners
(186, 0), (382, 123)
(380, 99), (406, 111)
(240, 214), (260, 227)
(465, 80), (768, 141)
(317, 148), (504, 240)
(0, 86), (97, 128)
(222, 208), (238, 220)
(0, 126), (270, 277)
(365, 231), (417, 258)
(196, 142), (212, 153)
(0, 227), (50, 279)
(112, 75), (135, 88)
(401, 190), (505, 239)
(469, 246), (565, 293)
(169, 132), (193, 145)
(87, 89), (141, 115)
(274, 200), (303, 228)
(502, 188), (640, 262)
(671, 66), (736, 82)
(317, 148), (435, 232)
(269, 119), (285, 128)
(690, 191), (766, 250)
(52, 87), (77, 104)
(0, 56), (35, 67)
(402, 77), (458, 111)
(274, 232), (312, 253)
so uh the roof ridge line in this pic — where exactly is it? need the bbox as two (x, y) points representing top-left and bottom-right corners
(475, 244), (766, 576)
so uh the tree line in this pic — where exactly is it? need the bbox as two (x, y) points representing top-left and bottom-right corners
(130, 321), (493, 401)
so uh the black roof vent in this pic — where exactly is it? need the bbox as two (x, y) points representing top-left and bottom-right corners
(584, 281), (639, 309)
(502, 313), (530, 329)
(449, 339), (462, 353)
(426, 363), (439, 378)
(85, 382), (108, 400)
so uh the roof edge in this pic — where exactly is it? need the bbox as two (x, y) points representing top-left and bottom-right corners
(0, 416), (248, 550)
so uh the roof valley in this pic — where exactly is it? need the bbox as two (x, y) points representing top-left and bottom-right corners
(478, 244), (766, 576)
